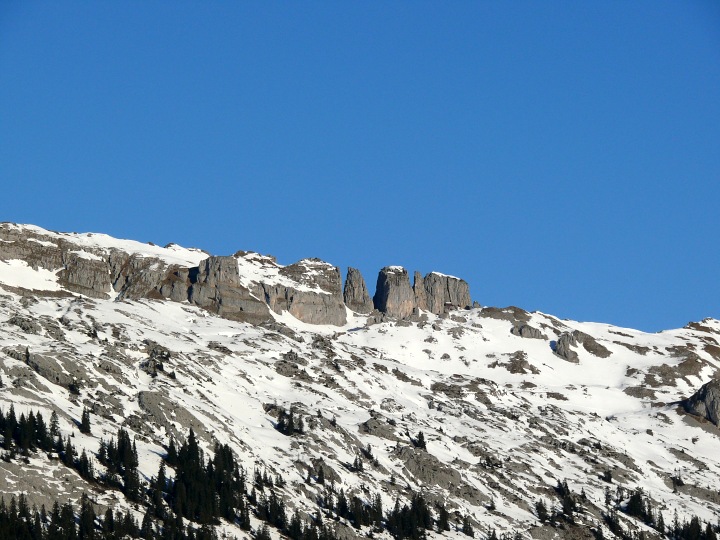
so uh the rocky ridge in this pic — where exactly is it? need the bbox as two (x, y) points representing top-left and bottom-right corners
(373, 266), (471, 319)
(0, 223), (719, 540)
(0, 224), (471, 327)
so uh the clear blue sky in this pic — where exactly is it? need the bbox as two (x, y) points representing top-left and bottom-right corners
(1, 2), (719, 332)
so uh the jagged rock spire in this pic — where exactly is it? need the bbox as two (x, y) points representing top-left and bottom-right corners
(344, 267), (373, 314)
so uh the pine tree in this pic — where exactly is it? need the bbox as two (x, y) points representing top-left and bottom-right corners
(152, 461), (167, 518)
(288, 510), (304, 540)
(256, 524), (272, 540)
(50, 410), (60, 439)
(462, 516), (474, 537)
(535, 499), (549, 523)
(35, 411), (50, 451)
(102, 508), (115, 536)
(80, 408), (91, 435)
(166, 435), (178, 466)
(140, 508), (154, 539)
(437, 503), (450, 531)
(78, 493), (95, 540)
(59, 502), (76, 540)
(62, 436), (75, 467)
(656, 511), (665, 534)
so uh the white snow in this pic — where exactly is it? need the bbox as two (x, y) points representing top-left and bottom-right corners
(0, 259), (61, 291)
(235, 252), (331, 293)
(427, 271), (461, 280)
(2, 223), (720, 537)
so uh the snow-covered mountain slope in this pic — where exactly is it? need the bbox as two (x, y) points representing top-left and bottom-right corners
(0, 224), (719, 540)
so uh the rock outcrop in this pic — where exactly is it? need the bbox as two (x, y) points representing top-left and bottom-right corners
(249, 258), (347, 326)
(555, 332), (580, 363)
(0, 225), (350, 326)
(373, 267), (471, 319)
(684, 379), (720, 426)
(188, 256), (272, 325)
(1, 223), (472, 327)
(511, 324), (547, 340)
(373, 267), (416, 319)
(554, 330), (612, 362)
(344, 267), (373, 314)
(413, 271), (427, 311)
(0, 225), (113, 298)
(422, 272), (471, 314)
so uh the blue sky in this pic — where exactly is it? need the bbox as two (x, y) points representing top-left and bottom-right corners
(1, 2), (718, 331)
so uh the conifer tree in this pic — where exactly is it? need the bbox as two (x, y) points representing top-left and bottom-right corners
(140, 508), (154, 539)
(102, 508), (115, 536)
(656, 511), (665, 534)
(80, 407), (91, 435)
(78, 493), (95, 540)
(462, 516), (474, 537)
(50, 410), (60, 439)
(167, 435), (178, 466)
(437, 503), (450, 531)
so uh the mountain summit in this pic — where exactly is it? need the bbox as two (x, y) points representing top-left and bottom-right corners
(0, 222), (719, 540)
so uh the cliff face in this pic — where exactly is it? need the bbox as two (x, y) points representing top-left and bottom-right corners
(188, 256), (271, 325)
(0, 225), (115, 298)
(373, 267), (416, 319)
(373, 266), (471, 318)
(685, 379), (720, 426)
(0, 223), (472, 326)
(343, 267), (373, 314)
(422, 272), (471, 314)
(247, 258), (346, 326)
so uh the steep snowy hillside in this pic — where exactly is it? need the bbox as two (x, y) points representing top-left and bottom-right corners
(0, 223), (719, 540)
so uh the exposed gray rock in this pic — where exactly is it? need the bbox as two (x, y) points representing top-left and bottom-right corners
(480, 306), (531, 323)
(555, 330), (611, 362)
(413, 271), (427, 311)
(138, 391), (211, 441)
(109, 251), (176, 300)
(395, 445), (463, 490)
(254, 259), (347, 325)
(8, 314), (42, 334)
(576, 330), (612, 358)
(343, 267), (373, 314)
(0, 225), (112, 298)
(684, 379), (720, 426)
(373, 268), (471, 318)
(310, 458), (342, 485)
(422, 272), (471, 315)
(60, 254), (113, 298)
(555, 332), (580, 363)
(259, 321), (304, 342)
(359, 417), (400, 441)
(25, 351), (91, 391)
(373, 267), (416, 319)
(511, 324), (547, 340)
(188, 256), (272, 324)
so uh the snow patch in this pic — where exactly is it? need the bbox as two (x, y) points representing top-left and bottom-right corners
(0, 259), (61, 291)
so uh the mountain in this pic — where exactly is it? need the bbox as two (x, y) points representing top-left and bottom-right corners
(0, 222), (719, 540)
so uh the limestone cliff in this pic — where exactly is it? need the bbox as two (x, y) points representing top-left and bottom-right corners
(343, 267), (373, 314)
(373, 266), (472, 318)
(373, 267), (416, 319)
